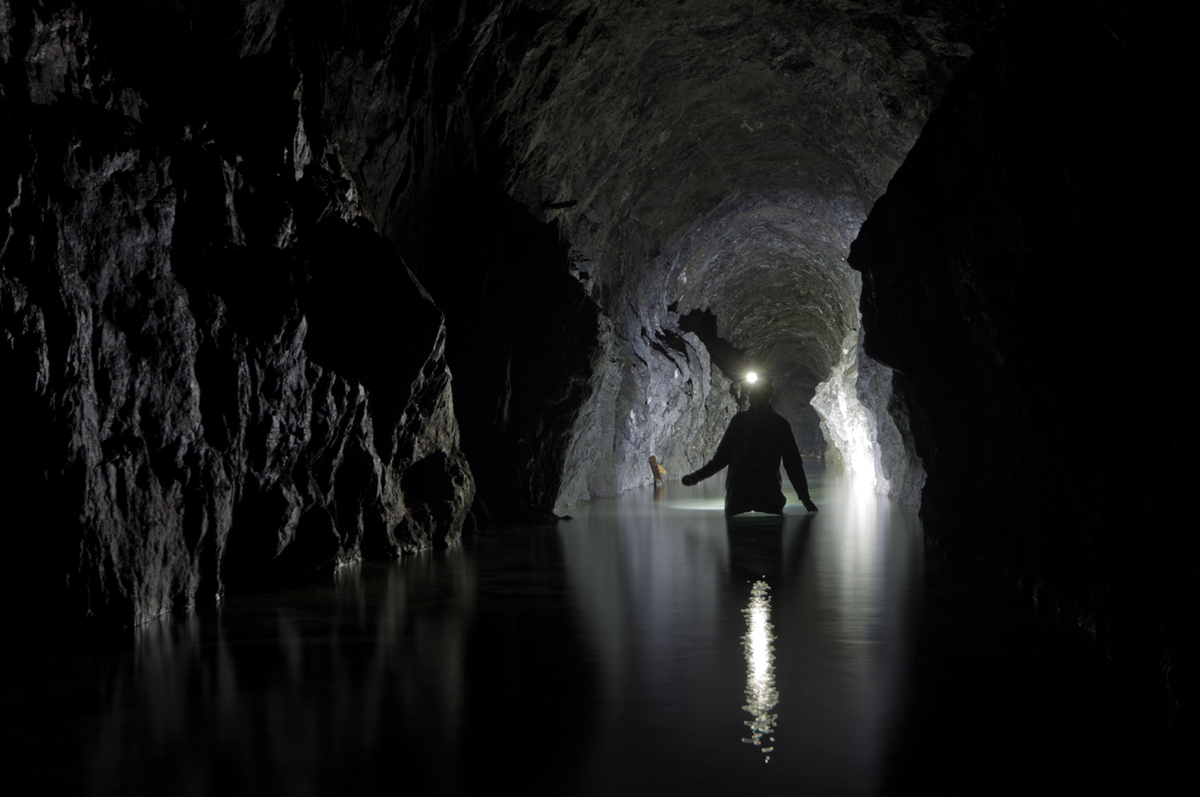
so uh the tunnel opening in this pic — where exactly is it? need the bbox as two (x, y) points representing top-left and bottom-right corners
(549, 186), (925, 508)
(664, 214), (925, 504)
(483, 0), (975, 510)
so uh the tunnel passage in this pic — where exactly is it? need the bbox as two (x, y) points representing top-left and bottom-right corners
(661, 192), (863, 461)
(2, 0), (1190, 730)
(0, 0), (996, 627)
(465, 1), (994, 505)
(262, 0), (999, 510)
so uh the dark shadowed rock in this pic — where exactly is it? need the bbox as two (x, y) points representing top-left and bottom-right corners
(1, 0), (472, 627)
(849, 0), (1194, 717)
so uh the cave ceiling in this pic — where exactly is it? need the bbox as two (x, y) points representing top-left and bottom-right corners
(464, 0), (997, 415)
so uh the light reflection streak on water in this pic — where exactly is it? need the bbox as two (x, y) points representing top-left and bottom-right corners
(555, 465), (922, 793)
(741, 580), (778, 762)
(806, 467), (919, 776)
(662, 496), (729, 512)
(837, 477), (883, 642)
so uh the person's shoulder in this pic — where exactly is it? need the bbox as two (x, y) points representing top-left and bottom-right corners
(728, 409), (756, 429)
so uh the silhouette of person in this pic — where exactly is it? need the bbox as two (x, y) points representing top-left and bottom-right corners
(681, 377), (818, 516)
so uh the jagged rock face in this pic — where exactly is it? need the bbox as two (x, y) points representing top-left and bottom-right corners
(811, 327), (924, 504)
(855, 344), (924, 505)
(1, 0), (473, 626)
(848, 2), (1193, 707)
(386, 167), (604, 518)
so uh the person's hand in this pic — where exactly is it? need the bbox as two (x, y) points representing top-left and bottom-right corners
(803, 497), (818, 512)
(682, 474), (698, 486)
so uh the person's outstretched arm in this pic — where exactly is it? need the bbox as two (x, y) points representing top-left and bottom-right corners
(682, 417), (739, 485)
(780, 422), (818, 512)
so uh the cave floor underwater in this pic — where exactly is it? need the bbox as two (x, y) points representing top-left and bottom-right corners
(2, 465), (1189, 797)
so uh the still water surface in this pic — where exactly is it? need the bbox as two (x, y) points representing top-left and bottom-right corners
(11, 465), (931, 795)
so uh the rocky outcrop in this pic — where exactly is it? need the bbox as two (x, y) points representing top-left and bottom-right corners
(556, 299), (737, 507)
(386, 164), (605, 519)
(849, 0), (1193, 716)
(1, 0), (472, 626)
(855, 344), (925, 505)
(810, 324), (925, 504)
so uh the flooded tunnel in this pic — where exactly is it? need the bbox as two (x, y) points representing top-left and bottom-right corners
(0, 0), (1192, 794)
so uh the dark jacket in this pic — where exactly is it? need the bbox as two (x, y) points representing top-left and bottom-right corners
(686, 404), (811, 516)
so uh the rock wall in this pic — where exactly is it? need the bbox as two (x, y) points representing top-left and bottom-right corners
(856, 344), (925, 506)
(391, 163), (605, 519)
(812, 323), (925, 505)
(1, 0), (473, 627)
(556, 299), (737, 508)
(281, 0), (611, 518)
(812, 329), (873, 476)
(849, 0), (1194, 716)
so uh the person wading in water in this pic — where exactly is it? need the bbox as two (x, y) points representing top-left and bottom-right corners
(681, 374), (818, 516)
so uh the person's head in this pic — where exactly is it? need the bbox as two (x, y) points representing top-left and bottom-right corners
(745, 376), (774, 407)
